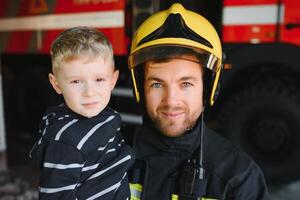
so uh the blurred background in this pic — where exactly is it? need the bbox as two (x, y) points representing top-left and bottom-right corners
(1, 0), (300, 199)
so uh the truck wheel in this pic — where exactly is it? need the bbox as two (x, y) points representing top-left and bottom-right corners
(216, 81), (300, 184)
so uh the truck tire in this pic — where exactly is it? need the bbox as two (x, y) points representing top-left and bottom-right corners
(216, 80), (300, 184)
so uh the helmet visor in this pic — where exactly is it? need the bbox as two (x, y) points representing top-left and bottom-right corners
(128, 45), (220, 72)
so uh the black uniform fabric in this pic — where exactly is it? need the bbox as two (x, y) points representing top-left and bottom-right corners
(130, 115), (270, 200)
(30, 104), (135, 200)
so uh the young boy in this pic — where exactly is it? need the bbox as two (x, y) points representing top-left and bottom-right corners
(30, 27), (134, 199)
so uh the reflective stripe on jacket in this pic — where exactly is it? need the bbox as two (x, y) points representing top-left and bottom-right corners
(129, 183), (218, 200)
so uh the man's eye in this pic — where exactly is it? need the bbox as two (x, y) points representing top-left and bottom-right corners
(151, 82), (162, 88)
(182, 82), (193, 87)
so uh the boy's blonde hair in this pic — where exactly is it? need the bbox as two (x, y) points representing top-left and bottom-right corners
(50, 26), (114, 74)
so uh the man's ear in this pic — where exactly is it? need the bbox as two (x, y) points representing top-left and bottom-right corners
(110, 69), (119, 90)
(49, 73), (62, 94)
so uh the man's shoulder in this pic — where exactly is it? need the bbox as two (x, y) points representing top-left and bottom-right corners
(204, 127), (259, 180)
(205, 127), (249, 160)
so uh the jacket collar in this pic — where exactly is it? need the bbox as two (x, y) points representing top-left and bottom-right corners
(134, 114), (202, 159)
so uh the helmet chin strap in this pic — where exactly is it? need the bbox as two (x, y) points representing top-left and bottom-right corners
(199, 110), (205, 180)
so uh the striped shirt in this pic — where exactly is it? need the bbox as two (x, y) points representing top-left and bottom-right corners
(30, 104), (134, 200)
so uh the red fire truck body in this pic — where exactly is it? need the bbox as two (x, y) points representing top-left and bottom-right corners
(1, 0), (300, 184)
(222, 0), (300, 45)
(0, 0), (128, 55)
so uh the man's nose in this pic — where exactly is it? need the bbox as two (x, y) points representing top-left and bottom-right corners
(164, 86), (178, 106)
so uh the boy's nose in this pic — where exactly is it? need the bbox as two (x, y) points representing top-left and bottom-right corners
(83, 83), (95, 96)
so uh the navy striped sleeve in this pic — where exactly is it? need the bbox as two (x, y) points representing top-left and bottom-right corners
(39, 140), (83, 200)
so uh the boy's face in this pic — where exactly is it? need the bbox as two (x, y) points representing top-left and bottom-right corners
(49, 55), (119, 118)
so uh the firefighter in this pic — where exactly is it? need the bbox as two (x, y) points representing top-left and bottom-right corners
(127, 3), (270, 200)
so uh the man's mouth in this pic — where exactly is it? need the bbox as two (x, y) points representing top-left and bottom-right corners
(161, 111), (184, 119)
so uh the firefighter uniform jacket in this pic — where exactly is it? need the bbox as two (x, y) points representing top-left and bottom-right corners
(129, 116), (270, 200)
(30, 104), (135, 200)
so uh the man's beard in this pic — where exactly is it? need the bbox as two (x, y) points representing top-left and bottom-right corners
(149, 106), (199, 137)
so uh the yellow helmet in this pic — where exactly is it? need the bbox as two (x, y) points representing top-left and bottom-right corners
(128, 3), (222, 106)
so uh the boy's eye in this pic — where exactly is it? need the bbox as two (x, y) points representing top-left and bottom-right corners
(70, 80), (80, 84)
(96, 78), (105, 82)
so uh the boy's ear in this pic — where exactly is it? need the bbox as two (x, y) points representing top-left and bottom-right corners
(111, 69), (119, 90)
(49, 73), (62, 94)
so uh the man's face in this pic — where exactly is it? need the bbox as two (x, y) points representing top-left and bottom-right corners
(49, 55), (119, 118)
(144, 58), (203, 137)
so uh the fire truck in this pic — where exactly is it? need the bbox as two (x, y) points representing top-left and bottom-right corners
(1, 0), (300, 185)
